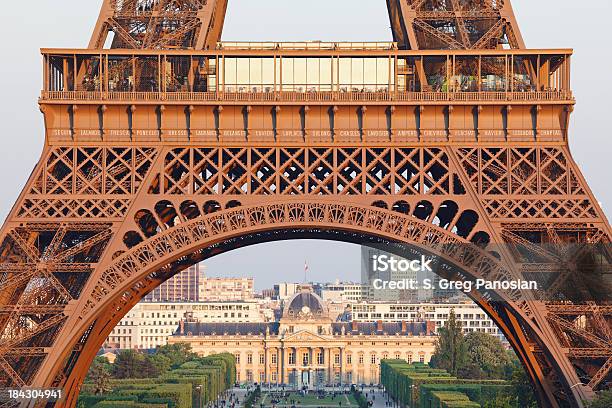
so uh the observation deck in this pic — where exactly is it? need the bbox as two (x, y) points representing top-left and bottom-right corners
(41, 42), (573, 106)
(39, 42), (574, 144)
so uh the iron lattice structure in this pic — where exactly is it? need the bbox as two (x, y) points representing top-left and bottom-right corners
(0, 1), (610, 407)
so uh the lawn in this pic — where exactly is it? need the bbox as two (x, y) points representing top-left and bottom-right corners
(259, 391), (359, 407)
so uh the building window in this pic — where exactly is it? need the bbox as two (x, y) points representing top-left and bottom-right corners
(259, 372), (265, 383)
(317, 351), (324, 365)
(334, 353), (340, 365)
(271, 353), (277, 364)
(271, 372), (277, 382)
(359, 354), (364, 365)
(407, 354), (413, 364)
(246, 370), (253, 383)
(259, 353), (265, 364)
(347, 354), (352, 365)
(371, 354), (377, 364)
(419, 354), (425, 363)
(247, 353), (253, 365)
(395, 352), (401, 359)
(289, 351), (295, 365)
(302, 352), (309, 366)
(235, 353), (240, 364)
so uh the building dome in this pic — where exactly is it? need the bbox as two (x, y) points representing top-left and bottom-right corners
(283, 286), (328, 320)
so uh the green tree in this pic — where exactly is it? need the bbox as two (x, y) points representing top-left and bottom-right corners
(87, 357), (112, 394)
(460, 331), (512, 379)
(112, 349), (146, 379)
(145, 353), (172, 377)
(588, 389), (612, 408)
(155, 343), (197, 368)
(430, 309), (467, 376)
(483, 395), (513, 408)
(510, 359), (537, 408)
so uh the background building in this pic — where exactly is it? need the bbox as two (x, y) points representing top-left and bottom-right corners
(104, 300), (265, 350)
(349, 301), (503, 339)
(317, 280), (365, 303)
(144, 264), (206, 302)
(170, 286), (436, 387)
(200, 277), (254, 301)
(274, 282), (300, 300)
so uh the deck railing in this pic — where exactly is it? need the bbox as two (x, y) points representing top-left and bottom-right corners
(40, 90), (574, 103)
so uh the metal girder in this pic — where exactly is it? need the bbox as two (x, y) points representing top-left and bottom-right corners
(587, 302), (612, 341)
(2, 347), (47, 357)
(0, 306), (65, 314)
(89, 0), (225, 50)
(0, 314), (66, 352)
(42, 225), (67, 260)
(53, 229), (112, 263)
(588, 356), (612, 389)
(502, 229), (560, 262)
(473, 19), (507, 49)
(449, 0), (471, 48)
(547, 304), (612, 315)
(567, 348), (612, 358)
(388, 0), (525, 50)
(548, 314), (609, 349)
(413, 19), (465, 49)
(0, 356), (25, 387)
(8, 230), (40, 262)
(416, 11), (500, 19)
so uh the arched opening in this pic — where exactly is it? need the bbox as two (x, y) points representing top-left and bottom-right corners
(455, 210), (479, 239)
(134, 209), (160, 238)
(413, 200), (434, 221)
(203, 200), (222, 214)
(226, 200), (242, 209)
(55, 202), (554, 408)
(155, 200), (180, 228)
(434, 200), (459, 229)
(179, 200), (201, 220)
(391, 200), (410, 214)
(123, 231), (143, 249)
(372, 200), (388, 209)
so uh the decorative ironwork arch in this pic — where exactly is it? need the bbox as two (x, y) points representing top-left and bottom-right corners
(37, 199), (557, 407)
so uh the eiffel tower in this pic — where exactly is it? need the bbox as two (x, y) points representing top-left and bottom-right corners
(0, 1), (610, 407)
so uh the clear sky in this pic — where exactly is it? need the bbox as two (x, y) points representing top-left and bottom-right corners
(0, 0), (609, 290)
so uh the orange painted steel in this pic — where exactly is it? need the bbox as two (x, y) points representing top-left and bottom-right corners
(0, 1), (610, 408)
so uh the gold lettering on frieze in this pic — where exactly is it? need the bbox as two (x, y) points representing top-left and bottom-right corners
(164, 130), (188, 137)
(481, 130), (505, 137)
(396, 130), (418, 137)
(134, 130), (159, 137)
(538, 130), (562, 136)
(221, 130), (246, 137)
(77, 129), (102, 136)
(508, 130), (534, 136)
(309, 130), (332, 138)
(252, 130), (274, 137)
(279, 130), (303, 138)
(107, 130), (130, 137)
(338, 130), (360, 137)
(193, 130), (217, 137)
(366, 130), (388, 137)
(51, 129), (72, 136)
(451, 130), (476, 137)
(422, 130), (447, 137)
